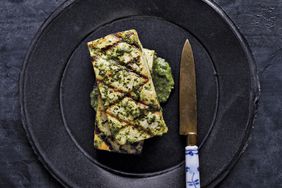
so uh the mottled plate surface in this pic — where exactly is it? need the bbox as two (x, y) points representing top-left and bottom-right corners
(20, 0), (259, 187)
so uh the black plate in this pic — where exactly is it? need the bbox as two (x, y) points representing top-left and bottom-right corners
(20, 0), (259, 187)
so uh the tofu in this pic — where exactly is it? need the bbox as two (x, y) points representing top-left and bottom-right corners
(143, 49), (155, 71)
(94, 96), (144, 154)
(88, 29), (168, 153)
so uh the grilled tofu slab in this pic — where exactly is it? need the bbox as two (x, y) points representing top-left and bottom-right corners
(88, 29), (168, 153)
(94, 96), (144, 154)
(92, 50), (155, 154)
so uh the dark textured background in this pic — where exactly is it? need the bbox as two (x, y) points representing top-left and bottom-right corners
(0, 0), (281, 187)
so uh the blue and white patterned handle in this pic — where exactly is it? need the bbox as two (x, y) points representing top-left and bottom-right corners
(185, 146), (200, 188)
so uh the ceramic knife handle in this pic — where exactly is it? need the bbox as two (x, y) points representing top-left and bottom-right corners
(185, 146), (200, 188)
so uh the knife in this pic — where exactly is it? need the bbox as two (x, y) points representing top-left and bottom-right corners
(179, 39), (200, 188)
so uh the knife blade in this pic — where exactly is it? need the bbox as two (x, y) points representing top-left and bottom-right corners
(179, 39), (200, 188)
(179, 39), (198, 146)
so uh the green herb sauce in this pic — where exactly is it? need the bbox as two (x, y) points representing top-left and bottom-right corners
(152, 56), (174, 103)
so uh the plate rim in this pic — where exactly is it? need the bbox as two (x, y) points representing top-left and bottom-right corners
(19, 0), (260, 187)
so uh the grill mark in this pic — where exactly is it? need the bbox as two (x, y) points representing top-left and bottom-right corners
(96, 80), (128, 94)
(98, 80), (153, 109)
(90, 56), (98, 62)
(106, 97), (151, 116)
(94, 128), (113, 150)
(88, 38), (120, 56)
(95, 37), (141, 61)
(115, 32), (141, 49)
(131, 97), (152, 108)
(114, 56), (148, 79)
(89, 31), (140, 58)
(92, 56), (148, 80)
(100, 41), (120, 52)
(104, 56), (146, 79)
(96, 80), (153, 112)
(96, 110), (145, 149)
(105, 111), (154, 137)
(106, 110), (133, 125)
(129, 42), (141, 50)
(96, 130), (143, 152)
(94, 127), (101, 135)
(97, 76), (159, 112)
(100, 136), (114, 150)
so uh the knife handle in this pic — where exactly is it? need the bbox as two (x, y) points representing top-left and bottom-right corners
(185, 146), (200, 188)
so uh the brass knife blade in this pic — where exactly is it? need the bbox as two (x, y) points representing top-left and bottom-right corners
(179, 39), (198, 146)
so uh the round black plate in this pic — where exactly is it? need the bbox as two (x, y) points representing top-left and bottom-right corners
(20, 0), (259, 187)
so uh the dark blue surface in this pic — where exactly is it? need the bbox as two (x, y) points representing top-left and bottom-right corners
(0, 0), (281, 187)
